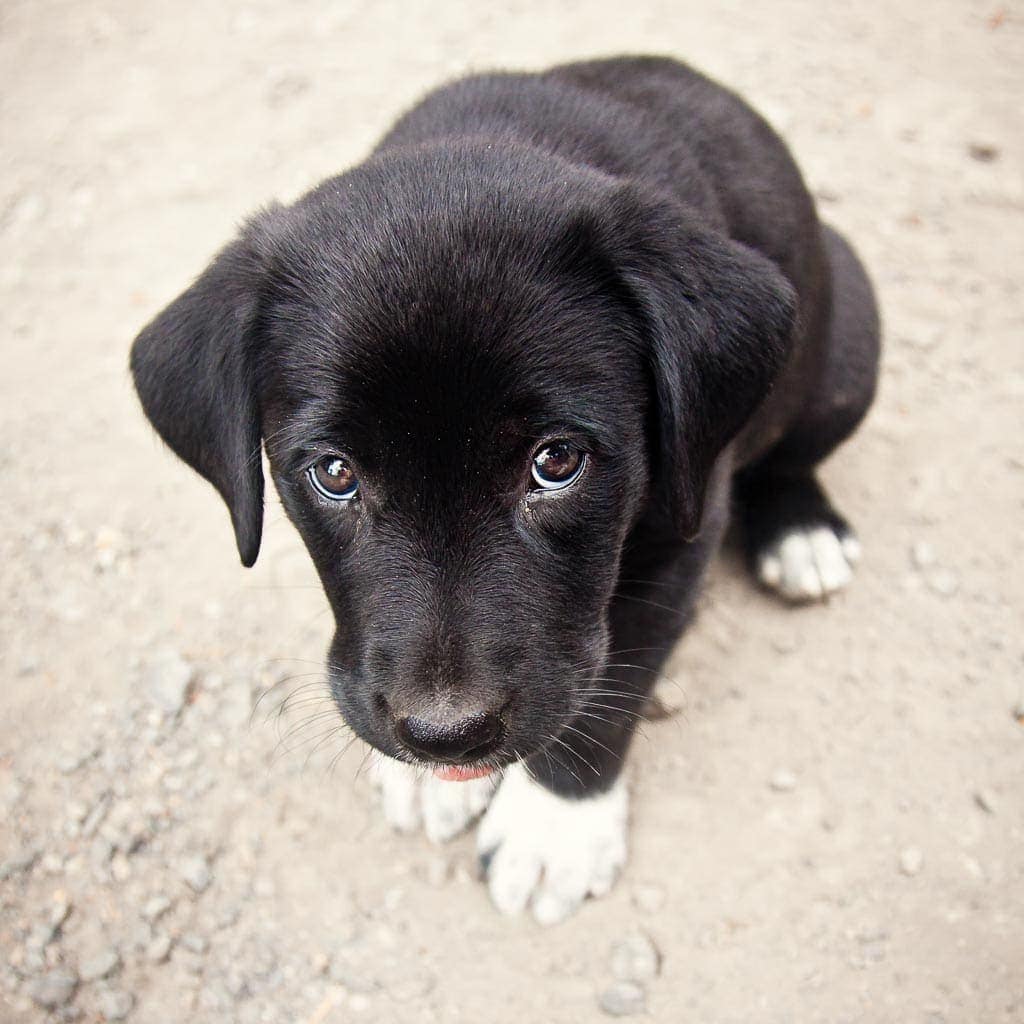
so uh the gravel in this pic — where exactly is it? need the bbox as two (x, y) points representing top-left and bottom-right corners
(177, 855), (212, 894)
(27, 969), (79, 1009)
(141, 895), (173, 922)
(79, 949), (121, 983)
(610, 930), (661, 983)
(770, 769), (798, 792)
(599, 980), (647, 1017)
(973, 789), (997, 814)
(146, 933), (173, 963)
(0, 845), (39, 880)
(97, 987), (135, 1020)
(145, 648), (196, 717)
(181, 933), (209, 954)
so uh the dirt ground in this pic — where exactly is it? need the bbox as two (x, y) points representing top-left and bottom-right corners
(1, 1), (1022, 1022)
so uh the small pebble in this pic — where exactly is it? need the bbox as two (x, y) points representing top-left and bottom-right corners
(49, 895), (72, 928)
(145, 648), (196, 716)
(42, 852), (66, 874)
(82, 795), (112, 838)
(79, 949), (121, 982)
(66, 801), (89, 825)
(926, 568), (960, 598)
(599, 980), (646, 1017)
(610, 930), (661, 983)
(770, 769), (797, 792)
(973, 789), (997, 814)
(141, 895), (172, 922)
(968, 141), (999, 163)
(178, 951), (206, 976)
(0, 846), (39, 880)
(27, 969), (78, 1008)
(648, 677), (686, 717)
(97, 987), (134, 1020)
(26, 922), (57, 952)
(178, 855), (212, 894)
(146, 933), (173, 963)
(349, 993), (372, 1013)
(909, 540), (936, 569)
(899, 846), (924, 876)
(110, 854), (132, 883)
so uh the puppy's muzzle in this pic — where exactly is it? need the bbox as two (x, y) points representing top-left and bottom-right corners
(394, 709), (502, 762)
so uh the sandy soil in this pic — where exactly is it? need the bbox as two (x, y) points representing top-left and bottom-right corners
(1, 1), (1022, 1022)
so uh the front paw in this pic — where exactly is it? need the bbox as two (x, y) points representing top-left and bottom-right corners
(476, 764), (628, 925)
(371, 756), (498, 844)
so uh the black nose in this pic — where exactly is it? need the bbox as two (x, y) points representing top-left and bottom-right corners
(395, 711), (501, 762)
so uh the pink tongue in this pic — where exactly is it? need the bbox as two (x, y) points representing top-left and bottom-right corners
(433, 764), (496, 782)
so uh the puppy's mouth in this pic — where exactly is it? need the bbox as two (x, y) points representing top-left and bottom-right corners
(432, 763), (498, 782)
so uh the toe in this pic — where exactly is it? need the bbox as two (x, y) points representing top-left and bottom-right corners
(531, 886), (582, 926)
(373, 757), (421, 832)
(808, 526), (852, 594)
(777, 532), (823, 600)
(840, 533), (862, 565)
(487, 844), (542, 916)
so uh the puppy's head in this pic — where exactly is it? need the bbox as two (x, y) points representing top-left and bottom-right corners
(132, 145), (794, 770)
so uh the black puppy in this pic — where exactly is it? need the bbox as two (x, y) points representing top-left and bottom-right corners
(131, 56), (879, 924)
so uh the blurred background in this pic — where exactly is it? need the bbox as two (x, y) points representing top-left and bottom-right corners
(1, 1), (1021, 1021)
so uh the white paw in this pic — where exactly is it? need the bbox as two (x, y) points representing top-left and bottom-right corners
(476, 763), (628, 925)
(371, 757), (497, 843)
(757, 525), (861, 602)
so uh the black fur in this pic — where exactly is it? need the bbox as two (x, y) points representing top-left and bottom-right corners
(131, 56), (879, 798)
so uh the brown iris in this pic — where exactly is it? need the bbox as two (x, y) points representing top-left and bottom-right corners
(309, 455), (359, 500)
(531, 441), (585, 490)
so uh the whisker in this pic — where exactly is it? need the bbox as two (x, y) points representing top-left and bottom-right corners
(616, 578), (686, 591)
(270, 722), (344, 766)
(548, 733), (600, 779)
(353, 745), (377, 783)
(574, 687), (651, 701)
(575, 701), (647, 722)
(560, 723), (621, 763)
(302, 726), (348, 771)
(544, 738), (587, 786)
(326, 734), (361, 779)
(613, 592), (688, 617)
(275, 709), (344, 746)
(250, 675), (329, 725)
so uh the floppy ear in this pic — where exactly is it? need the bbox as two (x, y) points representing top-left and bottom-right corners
(607, 188), (797, 539)
(130, 212), (280, 567)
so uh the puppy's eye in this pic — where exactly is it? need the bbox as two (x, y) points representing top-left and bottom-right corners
(530, 441), (586, 491)
(308, 455), (359, 501)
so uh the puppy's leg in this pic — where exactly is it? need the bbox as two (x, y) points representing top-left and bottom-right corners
(478, 528), (719, 925)
(739, 224), (880, 602)
(477, 761), (628, 925)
